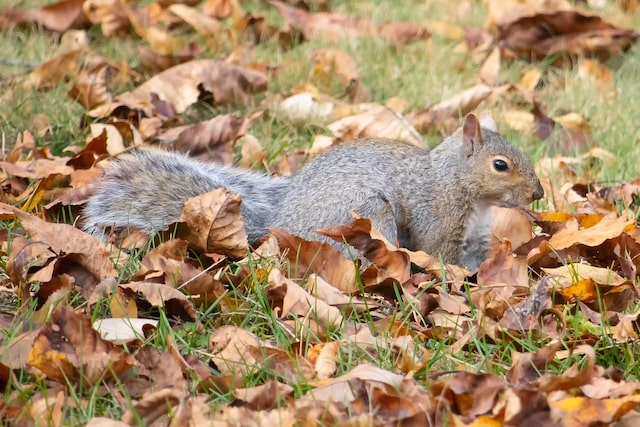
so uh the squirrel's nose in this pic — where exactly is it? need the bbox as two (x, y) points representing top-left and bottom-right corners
(532, 181), (544, 201)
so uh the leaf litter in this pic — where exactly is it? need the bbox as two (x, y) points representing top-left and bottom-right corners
(2, 0), (640, 425)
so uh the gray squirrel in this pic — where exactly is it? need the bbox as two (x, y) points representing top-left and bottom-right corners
(83, 114), (543, 269)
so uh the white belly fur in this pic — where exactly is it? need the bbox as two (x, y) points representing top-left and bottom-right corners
(461, 202), (494, 270)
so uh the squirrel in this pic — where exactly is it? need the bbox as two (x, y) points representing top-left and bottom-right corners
(82, 114), (543, 270)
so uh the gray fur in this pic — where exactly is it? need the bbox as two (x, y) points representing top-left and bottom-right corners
(83, 150), (290, 245)
(83, 120), (543, 269)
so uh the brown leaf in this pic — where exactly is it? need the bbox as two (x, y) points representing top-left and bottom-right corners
(407, 84), (493, 133)
(68, 63), (114, 110)
(156, 114), (256, 164)
(317, 218), (411, 284)
(478, 240), (528, 288)
(302, 363), (405, 402)
(0, 328), (42, 370)
(267, 268), (344, 337)
(549, 395), (640, 425)
(430, 372), (507, 417)
(5, 0), (88, 32)
(82, 0), (132, 37)
(119, 282), (197, 321)
(132, 239), (227, 309)
(0, 158), (74, 180)
(132, 346), (187, 392)
(177, 189), (249, 259)
(269, 0), (429, 45)
(0, 203), (117, 299)
(507, 341), (562, 385)
(578, 59), (616, 95)
(238, 134), (267, 168)
(27, 307), (135, 384)
(436, 288), (471, 315)
(269, 227), (357, 293)
(498, 11), (639, 63)
(499, 276), (555, 333)
(308, 341), (339, 380)
(139, 43), (202, 73)
(234, 380), (295, 410)
(209, 325), (315, 382)
(311, 48), (370, 102)
(478, 46), (501, 86)
(488, 207), (535, 258)
(547, 213), (634, 251)
(327, 104), (423, 145)
(542, 264), (627, 287)
(538, 345), (596, 392)
(168, 4), (226, 42)
(88, 60), (268, 121)
(204, 0), (232, 19)
(25, 49), (84, 90)
(121, 387), (184, 425)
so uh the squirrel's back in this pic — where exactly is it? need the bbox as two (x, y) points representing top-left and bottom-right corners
(270, 139), (432, 249)
(82, 150), (289, 243)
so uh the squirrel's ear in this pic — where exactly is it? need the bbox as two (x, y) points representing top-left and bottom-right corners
(462, 113), (483, 157)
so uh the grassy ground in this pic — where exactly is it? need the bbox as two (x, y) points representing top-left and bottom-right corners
(2, 0), (640, 424)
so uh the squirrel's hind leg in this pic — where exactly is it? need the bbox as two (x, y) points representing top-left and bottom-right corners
(354, 195), (399, 247)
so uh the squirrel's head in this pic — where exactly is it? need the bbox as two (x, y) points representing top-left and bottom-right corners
(461, 113), (544, 208)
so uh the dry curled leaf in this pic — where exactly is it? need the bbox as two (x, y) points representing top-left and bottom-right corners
(177, 189), (249, 259)
(318, 218), (411, 284)
(5, 0), (88, 32)
(327, 104), (423, 145)
(88, 60), (268, 120)
(311, 48), (370, 102)
(269, 227), (357, 293)
(408, 84), (493, 132)
(498, 11), (640, 63)
(209, 325), (315, 382)
(0, 203), (117, 300)
(156, 114), (256, 164)
(269, 0), (429, 45)
(27, 307), (135, 385)
(119, 282), (197, 321)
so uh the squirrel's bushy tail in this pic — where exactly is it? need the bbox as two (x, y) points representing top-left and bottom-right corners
(82, 150), (289, 244)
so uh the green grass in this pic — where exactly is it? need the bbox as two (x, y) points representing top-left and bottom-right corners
(2, 0), (640, 424)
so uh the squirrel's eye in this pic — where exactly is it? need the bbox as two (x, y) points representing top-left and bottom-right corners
(493, 159), (509, 172)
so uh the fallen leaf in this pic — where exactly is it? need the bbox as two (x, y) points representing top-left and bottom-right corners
(25, 49), (84, 90)
(177, 189), (249, 259)
(119, 282), (197, 321)
(209, 325), (315, 382)
(234, 380), (294, 410)
(270, 227), (357, 293)
(82, 0), (132, 36)
(327, 103), (423, 145)
(5, 0), (88, 32)
(92, 318), (158, 343)
(156, 114), (256, 164)
(311, 48), (370, 102)
(547, 213), (634, 250)
(27, 307), (135, 384)
(408, 84), (493, 132)
(318, 218), (411, 284)
(1, 203), (117, 300)
(269, 1), (429, 45)
(267, 268), (344, 336)
(498, 11), (640, 63)
(88, 60), (268, 120)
